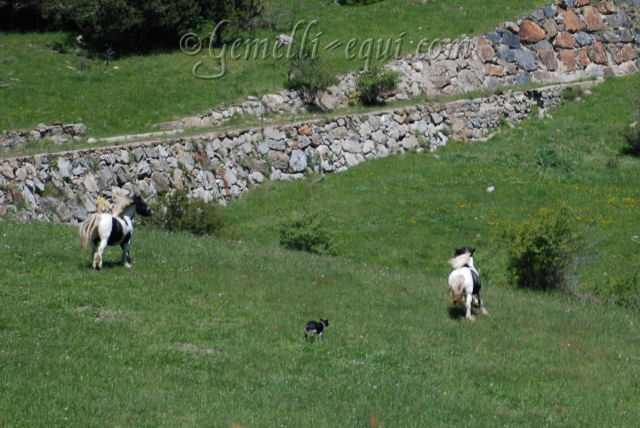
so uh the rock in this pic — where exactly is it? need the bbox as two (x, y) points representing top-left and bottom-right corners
(577, 48), (591, 67)
(58, 157), (73, 179)
(558, 49), (577, 71)
(496, 45), (516, 62)
(268, 151), (290, 171)
(288, 149), (307, 172)
(514, 49), (538, 71)
(555, 32), (577, 49)
(502, 32), (522, 49)
(534, 40), (558, 71)
(597, 0), (616, 15)
(519, 20), (546, 43)
(574, 32), (593, 47)
(263, 127), (285, 141)
(484, 31), (502, 44)
(477, 37), (495, 62)
(543, 19), (558, 39)
(544, 5), (557, 18)
(559, 8), (586, 32)
(488, 64), (504, 76)
(614, 45), (637, 64)
(587, 41), (609, 65)
(298, 125), (312, 136)
(504, 21), (520, 33)
(583, 6), (603, 31)
(276, 34), (294, 45)
(401, 135), (419, 150)
(250, 171), (265, 183)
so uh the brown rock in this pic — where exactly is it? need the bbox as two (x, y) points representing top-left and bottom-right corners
(555, 32), (577, 49)
(488, 65), (504, 76)
(576, 0), (590, 5)
(519, 19), (546, 43)
(614, 45), (638, 64)
(597, 0), (616, 15)
(559, 8), (586, 32)
(577, 48), (591, 67)
(583, 6), (603, 32)
(298, 124), (312, 136)
(558, 50), (577, 71)
(543, 19), (558, 39)
(534, 40), (558, 71)
(587, 41), (609, 65)
(477, 37), (495, 63)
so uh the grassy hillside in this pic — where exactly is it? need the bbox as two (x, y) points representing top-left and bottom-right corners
(225, 74), (640, 302)
(0, 0), (549, 137)
(1, 74), (640, 426)
(1, 222), (639, 427)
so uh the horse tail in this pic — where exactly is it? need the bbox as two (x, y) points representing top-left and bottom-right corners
(80, 214), (101, 249)
(448, 274), (465, 304)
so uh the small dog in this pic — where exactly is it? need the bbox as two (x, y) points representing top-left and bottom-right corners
(447, 247), (488, 321)
(304, 318), (329, 341)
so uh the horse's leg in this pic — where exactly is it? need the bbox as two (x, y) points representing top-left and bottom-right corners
(94, 239), (108, 270)
(120, 242), (131, 268)
(465, 292), (475, 320)
(477, 291), (488, 315)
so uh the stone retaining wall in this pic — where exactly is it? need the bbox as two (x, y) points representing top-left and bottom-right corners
(0, 81), (597, 223)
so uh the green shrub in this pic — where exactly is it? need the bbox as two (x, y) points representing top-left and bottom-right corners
(504, 208), (578, 291)
(355, 65), (400, 105)
(560, 86), (584, 103)
(143, 190), (225, 236)
(595, 272), (640, 310)
(285, 46), (337, 109)
(3, 0), (263, 53)
(279, 212), (335, 255)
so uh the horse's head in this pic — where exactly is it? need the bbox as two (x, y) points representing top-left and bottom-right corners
(454, 247), (475, 257)
(133, 194), (152, 217)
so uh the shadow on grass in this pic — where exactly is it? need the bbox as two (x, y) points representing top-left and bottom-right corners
(448, 305), (466, 321)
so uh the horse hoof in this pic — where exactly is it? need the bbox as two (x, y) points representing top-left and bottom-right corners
(124, 263), (132, 268)
(481, 308), (488, 315)
(466, 315), (476, 321)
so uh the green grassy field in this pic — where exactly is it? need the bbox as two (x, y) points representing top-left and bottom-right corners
(0, 0), (549, 138)
(1, 74), (640, 426)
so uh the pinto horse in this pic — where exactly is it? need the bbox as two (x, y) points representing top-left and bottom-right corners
(79, 194), (152, 269)
(447, 247), (488, 321)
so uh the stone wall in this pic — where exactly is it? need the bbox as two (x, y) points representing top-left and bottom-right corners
(154, 0), (639, 132)
(0, 81), (597, 223)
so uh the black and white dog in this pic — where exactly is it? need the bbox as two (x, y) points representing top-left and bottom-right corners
(447, 247), (488, 320)
(304, 318), (329, 341)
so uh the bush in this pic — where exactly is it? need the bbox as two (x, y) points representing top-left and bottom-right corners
(504, 208), (578, 291)
(2, 0), (263, 53)
(595, 272), (640, 310)
(285, 46), (337, 109)
(355, 65), (400, 105)
(279, 212), (335, 255)
(142, 190), (225, 236)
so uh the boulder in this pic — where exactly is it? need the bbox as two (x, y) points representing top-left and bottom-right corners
(555, 32), (577, 49)
(534, 40), (558, 71)
(583, 6), (603, 32)
(519, 20), (546, 43)
(587, 41), (609, 65)
(559, 8), (586, 32)
(558, 50), (577, 71)
(514, 49), (538, 72)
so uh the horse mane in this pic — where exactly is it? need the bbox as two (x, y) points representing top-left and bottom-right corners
(112, 193), (134, 218)
(448, 252), (471, 269)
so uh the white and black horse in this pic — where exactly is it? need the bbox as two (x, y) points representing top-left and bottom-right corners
(447, 247), (488, 320)
(79, 194), (152, 270)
